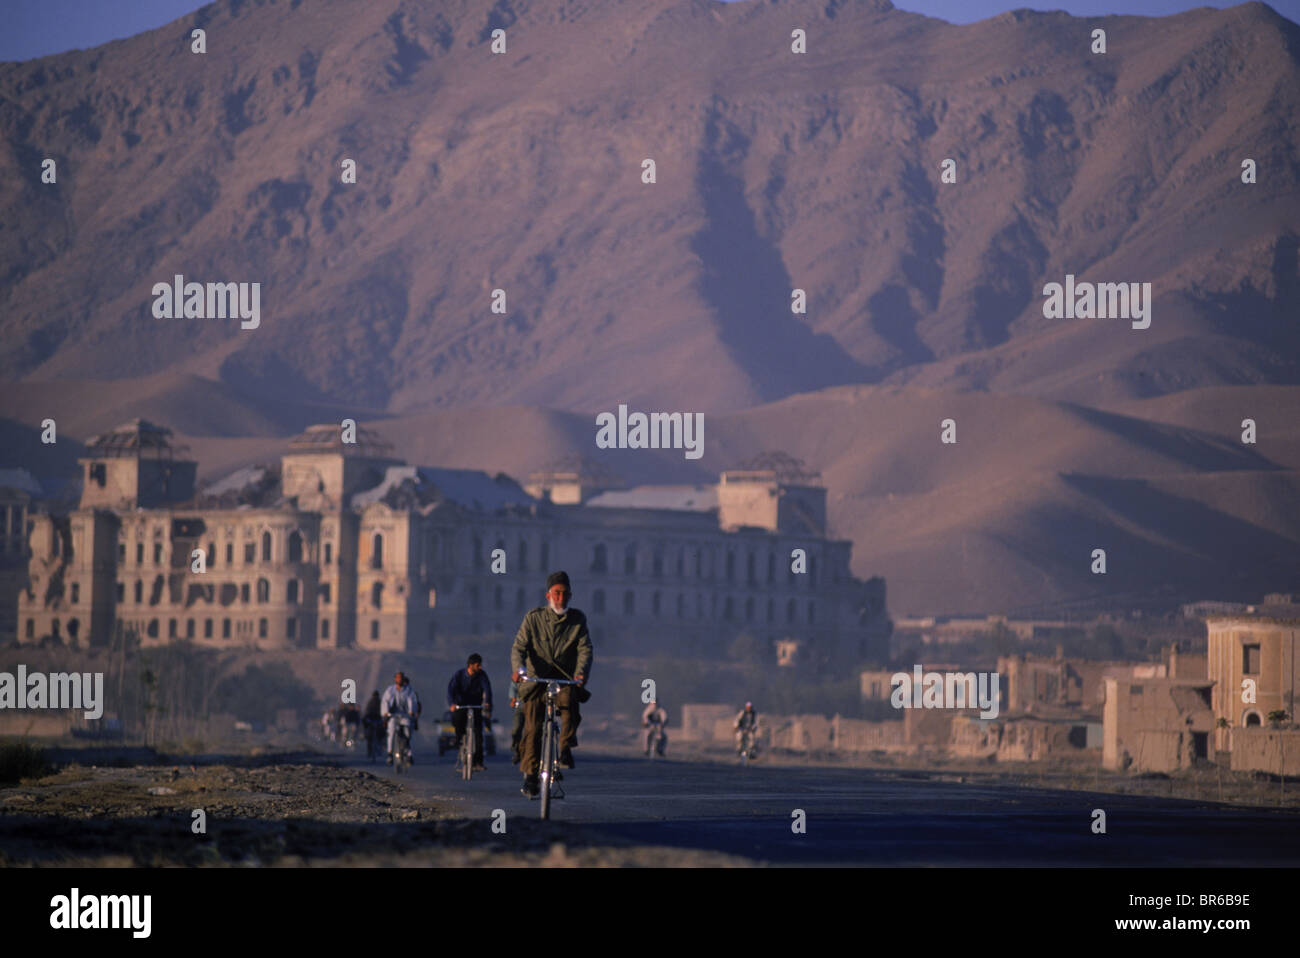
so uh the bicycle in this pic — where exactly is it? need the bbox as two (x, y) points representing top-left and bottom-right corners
(453, 704), (486, 781)
(738, 726), (760, 765)
(644, 722), (666, 759)
(389, 716), (412, 774)
(519, 675), (582, 820)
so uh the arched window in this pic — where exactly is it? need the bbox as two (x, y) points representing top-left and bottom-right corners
(591, 543), (608, 573)
(261, 531), (272, 562)
(593, 589), (606, 614)
(287, 579), (299, 603)
(745, 597), (754, 621)
(746, 552), (756, 583)
(372, 582), (384, 609)
(287, 531), (303, 563)
(622, 590), (635, 615)
(652, 546), (663, 577)
(624, 543), (637, 575)
(676, 594), (685, 618)
(726, 551), (735, 581)
(371, 534), (383, 569)
(652, 591), (661, 616)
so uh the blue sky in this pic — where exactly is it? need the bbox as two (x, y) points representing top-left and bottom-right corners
(1, 0), (1295, 62)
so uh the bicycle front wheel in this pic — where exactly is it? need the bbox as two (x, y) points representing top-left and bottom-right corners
(463, 721), (474, 781)
(539, 712), (553, 820)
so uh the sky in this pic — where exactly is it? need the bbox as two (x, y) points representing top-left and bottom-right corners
(1, 0), (1296, 62)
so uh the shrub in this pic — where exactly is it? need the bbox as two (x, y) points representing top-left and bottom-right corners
(0, 743), (49, 785)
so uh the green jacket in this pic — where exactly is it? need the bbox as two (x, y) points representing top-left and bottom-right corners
(511, 606), (593, 701)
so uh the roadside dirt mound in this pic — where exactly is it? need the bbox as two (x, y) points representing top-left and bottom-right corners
(0, 759), (756, 867)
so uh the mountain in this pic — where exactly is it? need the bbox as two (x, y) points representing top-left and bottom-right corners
(2, 0), (1298, 617)
(2, 0), (1298, 412)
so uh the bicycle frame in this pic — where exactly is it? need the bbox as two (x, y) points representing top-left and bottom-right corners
(390, 718), (412, 774)
(454, 704), (484, 780)
(519, 675), (582, 820)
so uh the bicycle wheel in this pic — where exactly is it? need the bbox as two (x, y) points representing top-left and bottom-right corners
(462, 717), (474, 781)
(539, 706), (553, 820)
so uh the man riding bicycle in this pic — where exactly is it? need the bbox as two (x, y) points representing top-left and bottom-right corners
(448, 653), (493, 771)
(511, 571), (592, 798)
(642, 699), (668, 756)
(735, 701), (759, 755)
(381, 670), (422, 765)
(339, 701), (361, 744)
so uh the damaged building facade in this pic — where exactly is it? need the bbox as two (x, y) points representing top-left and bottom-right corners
(16, 421), (890, 663)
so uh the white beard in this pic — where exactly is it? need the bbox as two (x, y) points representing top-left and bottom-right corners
(548, 599), (567, 615)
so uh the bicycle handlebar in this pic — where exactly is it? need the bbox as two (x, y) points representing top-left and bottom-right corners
(518, 675), (582, 686)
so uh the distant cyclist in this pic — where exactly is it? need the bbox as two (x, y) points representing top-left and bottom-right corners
(447, 653), (493, 771)
(734, 701), (759, 755)
(381, 671), (422, 765)
(339, 702), (361, 744)
(642, 699), (668, 757)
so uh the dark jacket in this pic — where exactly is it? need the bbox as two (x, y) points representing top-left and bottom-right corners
(447, 668), (493, 710)
(511, 605), (593, 702)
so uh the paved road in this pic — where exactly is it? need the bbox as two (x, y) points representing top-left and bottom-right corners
(350, 745), (1300, 866)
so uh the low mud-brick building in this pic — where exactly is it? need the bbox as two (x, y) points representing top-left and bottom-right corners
(17, 421), (890, 664)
